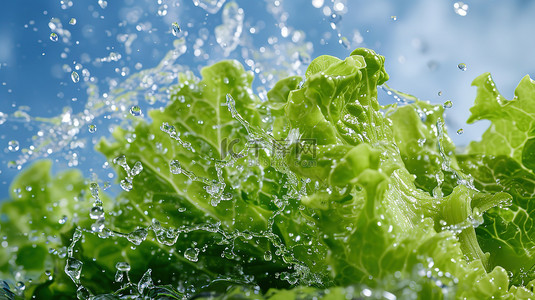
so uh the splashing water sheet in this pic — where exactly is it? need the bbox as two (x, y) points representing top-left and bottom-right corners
(1, 0), (535, 299)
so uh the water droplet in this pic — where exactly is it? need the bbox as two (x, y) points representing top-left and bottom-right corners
(76, 286), (91, 300)
(116, 262), (131, 272)
(127, 228), (148, 245)
(120, 179), (133, 191)
(71, 71), (80, 83)
(438, 91), (443, 96)
(457, 128), (464, 135)
(339, 36), (350, 49)
(458, 63), (467, 71)
(129, 105), (142, 116)
(443, 100), (453, 109)
(50, 33), (58, 42)
(311, 0), (324, 8)
(171, 22), (181, 36)
(8, 140), (19, 152)
(453, 2), (469, 16)
(135, 272), (153, 297)
(59, 215), (68, 224)
(391, 15), (397, 21)
(69, 18), (77, 25)
(45, 270), (53, 280)
(98, 0), (108, 9)
(65, 257), (83, 284)
(184, 247), (199, 262)
(169, 160), (182, 174)
(89, 206), (104, 219)
(88, 124), (97, 133)
(130, 161), (143, 176)
(263, 250), (272, 261)
(192, 0), (226, 14)
(91, 218), (105, 232)
(15, 281), (25, 292)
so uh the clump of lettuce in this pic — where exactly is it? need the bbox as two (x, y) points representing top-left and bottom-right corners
(1, 48), (535, 299)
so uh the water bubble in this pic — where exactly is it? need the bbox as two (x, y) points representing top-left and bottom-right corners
(127, 228), (148, 245)
(8, 140), (20, 152)
(171, 22), (181, 37)
(443, 100), (453, 109)
(65, 257), (83, 284)
(69, 18), (77, 25)
(50, 32), (58, 42)
(453, 2), (469, 16)
(71, 71), (80, 83)
(458, 63), (467, 71)
(457, 128), (464, 135)
(129, 105), (142, 116)
(88, 124), (97, 133)
(98, 0), (108, 9)
(116, 262), (131, 272)
(184, 248), (199, 262)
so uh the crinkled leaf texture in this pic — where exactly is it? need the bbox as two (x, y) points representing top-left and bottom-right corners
(1, 50), (534, 299)
(458, 73), (535, 286)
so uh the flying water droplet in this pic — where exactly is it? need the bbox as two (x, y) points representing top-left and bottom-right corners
(15, 281), (25, 292)
(169, 160), (182, 174)
(50, 33), (58, 42)
(339, 36), (350, 49)
(443, 100), (453, 109)
(69, 18), (77, 25)
(138, 269), (154, 294)
(457, 128), (464, 135)
(171, 22), (181, 37)
(65, 257), (83, 284)
(458, 63), (467, 71)
(88, 124), (97, 133)
(120, 179), (133, 191)
(127, 228), (148, 245)
(453, 2), (469, 16)
(89, 206), (104, 219)
(130, 161), (143, 176)
(8, 140), (19, 152)
(98, 0), (108, 9)
(71, 71), (80, 83)
(59, 215), (68, 224)
(438, 91), (443, 96)
(192, 0), (226, 14)
(116, 262), (131, 272)
(129, 105), (142, 116)
(184, 248), (199, 262)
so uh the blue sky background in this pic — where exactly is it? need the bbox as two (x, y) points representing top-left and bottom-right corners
(1, 0), (534, 199)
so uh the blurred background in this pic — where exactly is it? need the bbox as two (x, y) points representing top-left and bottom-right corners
(1, 0), (534, 199)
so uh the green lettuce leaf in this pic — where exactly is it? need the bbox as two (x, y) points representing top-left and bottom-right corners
(457, 73), (535, 286)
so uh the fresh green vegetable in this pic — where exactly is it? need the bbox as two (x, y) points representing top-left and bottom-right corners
(1, 48), (535, 299)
